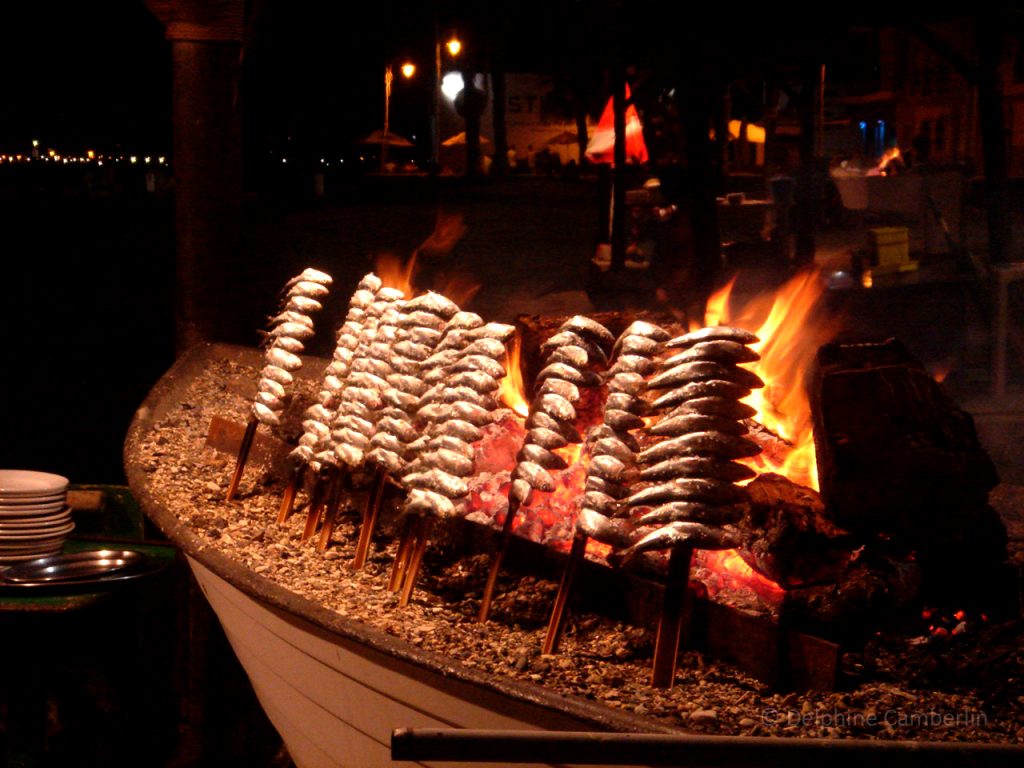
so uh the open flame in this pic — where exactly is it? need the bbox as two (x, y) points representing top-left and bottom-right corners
(704, 269), (837, 490)
(375, 210), (469, 297)
(873, 146), (903, 176)
(499, 333), (530, 417)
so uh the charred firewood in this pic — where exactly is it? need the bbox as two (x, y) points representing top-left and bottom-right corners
(227, 268), (333, 502)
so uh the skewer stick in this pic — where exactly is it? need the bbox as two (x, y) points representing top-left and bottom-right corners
(225, 418), (258, 502)
(398, 516), (434, 608)
(388, 516), (417, 592)
(353, 470), (388, 569)
(477, 497), (522, 622)
(276, 465), (303, 524)
(300, 471), (330, 543)
(316, 468), (346, 551)
(542, 531), (588, 655)
(650, 545), (695, 689)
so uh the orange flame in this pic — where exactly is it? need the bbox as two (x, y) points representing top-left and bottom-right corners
(698, 549), (785, 602)
(499, 333), (530, 417)
(876, 147), (902, 175)
(694, 276), (737, 330)
(701, 269), (838, 490)
(375, 252), (418, 296)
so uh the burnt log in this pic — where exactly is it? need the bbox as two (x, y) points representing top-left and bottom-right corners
(810, 337), (1005, 589)
(739, 473), (852, 588)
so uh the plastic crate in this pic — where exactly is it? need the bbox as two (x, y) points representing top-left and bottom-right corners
(868, 226), (917, 274)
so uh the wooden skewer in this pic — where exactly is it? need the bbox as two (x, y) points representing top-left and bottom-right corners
(542, 531), (588, 655)
(300, 471), (330, 543)
(353, 470), (388, 569)
(398, 516), (434, 608)
(650, 545), (695, 689)
(276, 465), (303, 524)
(316, 468), (346, 551)
(225, 417), (258, 502)
(477, 496), (522, 622)
(388, 516), (417, 592)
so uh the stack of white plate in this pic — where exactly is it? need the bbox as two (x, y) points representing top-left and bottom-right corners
(0, 469), (73, 564)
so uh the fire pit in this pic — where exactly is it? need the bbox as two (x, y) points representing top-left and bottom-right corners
(124, 269), (1024, 768)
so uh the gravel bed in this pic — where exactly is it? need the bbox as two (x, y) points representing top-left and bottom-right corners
(131, 358), (1024, 745)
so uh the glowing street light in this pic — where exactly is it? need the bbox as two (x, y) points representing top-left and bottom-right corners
(382, 59), (416, 173)
(432, 32), (461, 170)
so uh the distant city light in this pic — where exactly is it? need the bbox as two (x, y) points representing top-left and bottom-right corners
(158, 156), (166, 164)
(441, 72), (464, 100)
(446, 37), (462, 57)
(401, 62), (416, 79)
(32, 139), (39, 147)
(87, 150), (95, 159)
(144, 156), (151, 164)
(130, 156), (138, 164)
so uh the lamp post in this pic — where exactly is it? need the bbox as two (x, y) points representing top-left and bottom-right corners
(382, 61), (415, 173)
(431, 33), (461, 171)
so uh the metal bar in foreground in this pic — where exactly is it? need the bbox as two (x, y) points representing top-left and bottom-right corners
(390, 728), (1023, 767)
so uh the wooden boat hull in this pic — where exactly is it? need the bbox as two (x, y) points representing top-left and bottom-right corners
(125, 343), (671, 768)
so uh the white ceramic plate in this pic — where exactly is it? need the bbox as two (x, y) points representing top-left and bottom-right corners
(0, 548), (64, 564)
(0, 501), (67, 516)
(0, 495), (66, 507)
(0, 470), (69, 497)
(0, 522), (75, 541)
(0, 511), (72, 528)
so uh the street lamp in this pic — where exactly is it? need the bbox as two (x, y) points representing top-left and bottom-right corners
(432, 32), (461, 171)
(382, 60), (415, 173)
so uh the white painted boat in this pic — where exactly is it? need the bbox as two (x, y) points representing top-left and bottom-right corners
(124, 343), (674, 768)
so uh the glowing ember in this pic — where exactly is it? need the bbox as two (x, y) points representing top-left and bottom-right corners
(499, 333), (530, 417)
(697, 548), (785, 604)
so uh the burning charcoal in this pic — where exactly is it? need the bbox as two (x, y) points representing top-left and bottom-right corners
(666, 325), (759, 349)
(228, 266), (333, 502)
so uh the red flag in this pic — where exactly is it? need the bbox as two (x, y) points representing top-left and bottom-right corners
(585, 84), (648, 165)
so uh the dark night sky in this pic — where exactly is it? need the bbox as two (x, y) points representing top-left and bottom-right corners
(0, 1), (1001, 156)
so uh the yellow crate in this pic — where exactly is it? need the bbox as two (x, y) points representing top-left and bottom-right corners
(868, 226), (917, 274)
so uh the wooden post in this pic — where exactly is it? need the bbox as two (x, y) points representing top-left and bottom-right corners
(316, 468), (346, 551)
(388, 516), (417, 592)
(650, 546), (694, 688)
(300, 471), (330, 543)
(144, 2), (244, 351)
